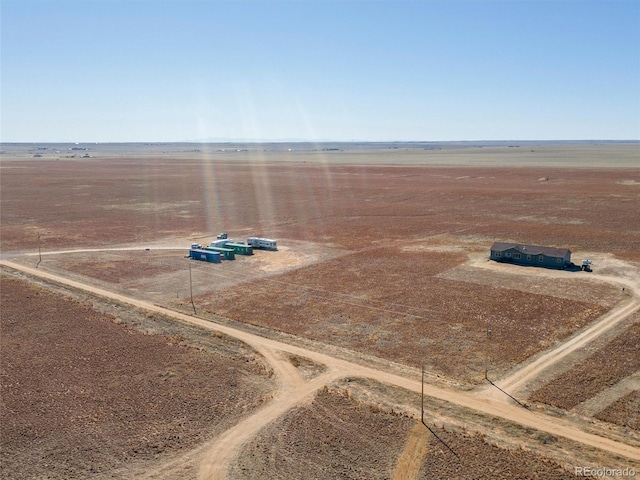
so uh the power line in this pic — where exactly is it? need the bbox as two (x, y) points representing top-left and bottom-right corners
(187, 261), (453, 322)
(422, 365), (460, 460)
(483, 326), (529, 409)
(36, 232), (42, 268)
(189, 262), (197, 315)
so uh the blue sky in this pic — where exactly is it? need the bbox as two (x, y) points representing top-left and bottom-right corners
(2, 0), (639, 142)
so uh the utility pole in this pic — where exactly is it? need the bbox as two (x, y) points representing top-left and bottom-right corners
(36, 232), (42, 268)
(484, 327), (492, 380)
(421, 364), (460, 460)
(483, 327), (529, 409)
(189, 262), (197, 315)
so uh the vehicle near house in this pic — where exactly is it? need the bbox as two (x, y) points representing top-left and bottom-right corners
(490, 242), (571, 269)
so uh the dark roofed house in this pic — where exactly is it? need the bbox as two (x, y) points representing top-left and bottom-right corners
(490, 242), (571, 269)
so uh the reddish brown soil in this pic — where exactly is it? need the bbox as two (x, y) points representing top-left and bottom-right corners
(229, 388), (574, 479)
(64, 250), (186, 283)
(230, 391), (414, 479)
(0, 275), (273, 480)
(2, 158), (639, 262)
(417, 430), (578, 479)
(0, 156), (631, 383)
(529, 321), (640, 410)
(595, 390), (640, 430)
(2, 151), (638, 477)
(230, 388), (414, 479)
(207, 247), (607, 382)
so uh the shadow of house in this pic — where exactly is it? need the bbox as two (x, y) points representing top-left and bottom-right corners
(490, 242), (571, 269)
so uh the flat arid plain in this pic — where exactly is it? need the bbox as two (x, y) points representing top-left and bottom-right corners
(1, 142), (639, 479)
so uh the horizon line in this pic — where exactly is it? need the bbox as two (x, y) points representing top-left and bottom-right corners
(2, 139), (639, 145)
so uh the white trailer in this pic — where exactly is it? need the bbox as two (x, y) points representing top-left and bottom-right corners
(247, 237), (277, 250)
(210, 239), (231, 248)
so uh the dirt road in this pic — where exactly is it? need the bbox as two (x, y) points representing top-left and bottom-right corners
(479, 297), (640, 399)
(3, 259), (639, 479)
(199, 357), (339, 479)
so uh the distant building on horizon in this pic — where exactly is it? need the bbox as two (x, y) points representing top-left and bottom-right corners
(490, 242), (571, 269)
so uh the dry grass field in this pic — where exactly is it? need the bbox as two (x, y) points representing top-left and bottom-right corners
(1, 143), (639, 478)
(229, 387), (575, 479)
(2, 145), (639, 261)
(0, 273), (274, 480)
(2, 147), (635, 378)
(229, 388), (415, 479)
(529, 319), (640, 412)
(205, 246), (609, 383)
(596, 391), (640, 430)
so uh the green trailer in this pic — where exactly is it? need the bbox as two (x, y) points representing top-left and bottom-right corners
(205, 246), (236, 260)
(225, 242), (254, 255)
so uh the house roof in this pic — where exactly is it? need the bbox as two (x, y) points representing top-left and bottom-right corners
(490, 242), (570, 258)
